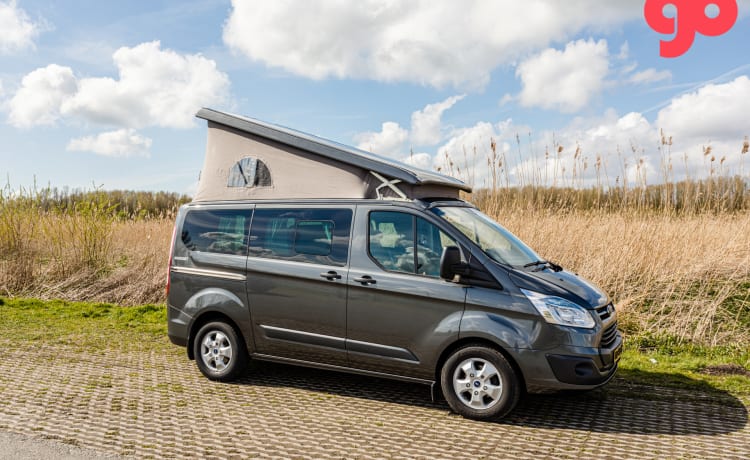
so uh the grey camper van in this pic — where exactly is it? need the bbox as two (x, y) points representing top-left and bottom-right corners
(167, 108), (622, 421)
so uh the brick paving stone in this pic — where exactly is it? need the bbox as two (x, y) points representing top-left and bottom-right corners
(0, 341), (747, 459)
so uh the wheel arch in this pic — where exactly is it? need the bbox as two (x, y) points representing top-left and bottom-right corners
(188, 311), (249, 360)
(434, 337), (527, 397)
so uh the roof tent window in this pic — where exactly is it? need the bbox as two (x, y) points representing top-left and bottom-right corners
(227, 157), (272, 188)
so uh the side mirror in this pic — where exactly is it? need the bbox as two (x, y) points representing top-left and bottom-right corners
(440, 246), (468, 281)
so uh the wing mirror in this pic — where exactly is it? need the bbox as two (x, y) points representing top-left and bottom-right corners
(440, 246), (469, 281)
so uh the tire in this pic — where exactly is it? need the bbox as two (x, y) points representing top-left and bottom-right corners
(193, 321), (249, 381)
(440, 345), (520, 421)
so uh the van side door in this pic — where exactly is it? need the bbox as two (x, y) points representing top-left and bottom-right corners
(246, 206), (353, 366)
(346, 205), (467, 380)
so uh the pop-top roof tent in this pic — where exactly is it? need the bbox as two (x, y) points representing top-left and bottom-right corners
(193, 108), (472, 202)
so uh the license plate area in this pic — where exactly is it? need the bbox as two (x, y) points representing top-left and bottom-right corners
(612, 343), (622, 363)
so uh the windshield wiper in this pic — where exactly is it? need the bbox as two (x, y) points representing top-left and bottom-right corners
(523, 260), (563, 272)
(523, 260), (546, 268)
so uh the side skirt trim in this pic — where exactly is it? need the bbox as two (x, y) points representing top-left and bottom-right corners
(251, 353), (434, 386)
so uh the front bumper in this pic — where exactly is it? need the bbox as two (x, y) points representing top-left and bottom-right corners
(546, 351), (619, 385)
(516, 331), (623, 392)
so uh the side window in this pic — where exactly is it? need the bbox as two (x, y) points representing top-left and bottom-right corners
(369, 211), (455, 277)
(227, 157), (272, 188)
(248, 208), (352, 266)
(369, 212), (415, 273)
(417, 217), (455, 277)
(181, 209), (252, 255)
(295, 220), (334, 256)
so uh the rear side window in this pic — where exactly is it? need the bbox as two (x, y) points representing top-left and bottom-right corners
(249, 208), (352, 266)
(181, 209), (253, 254)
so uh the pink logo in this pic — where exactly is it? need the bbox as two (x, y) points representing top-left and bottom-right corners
(644, 0), (738, 57)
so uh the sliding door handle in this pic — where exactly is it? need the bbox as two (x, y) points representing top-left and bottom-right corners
(320, 271), (342, 281)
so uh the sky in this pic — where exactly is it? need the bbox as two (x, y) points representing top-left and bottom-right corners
(1, 0), (749, 195)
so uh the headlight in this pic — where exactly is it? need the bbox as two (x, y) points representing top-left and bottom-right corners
(521, 289), (596, 329)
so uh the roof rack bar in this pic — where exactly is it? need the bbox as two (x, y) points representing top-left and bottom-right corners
(370, 171), (408, 200)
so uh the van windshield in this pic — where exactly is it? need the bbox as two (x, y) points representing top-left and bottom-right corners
(432, 206), (541, 267)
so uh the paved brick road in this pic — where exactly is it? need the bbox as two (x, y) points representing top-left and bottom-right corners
(0, 343), (747, 459)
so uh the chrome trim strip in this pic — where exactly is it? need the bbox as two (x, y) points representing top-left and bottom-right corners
(252, 353), (434, 386)
(170, 266), (246, 281)
(258, 326), (417, 362)
(260, 325), (345, 350)
(347, 338), (419, 362)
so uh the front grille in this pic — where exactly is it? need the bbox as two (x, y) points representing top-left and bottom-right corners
(600, 323), (619, 348)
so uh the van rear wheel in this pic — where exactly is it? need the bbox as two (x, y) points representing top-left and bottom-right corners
(440, 345), (520, 420)
(194, 321), (248, 381)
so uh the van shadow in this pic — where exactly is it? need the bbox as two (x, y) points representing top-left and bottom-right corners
(235, 361), (748, 436)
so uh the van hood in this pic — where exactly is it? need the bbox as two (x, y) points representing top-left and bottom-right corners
(508, 268), (608, 309)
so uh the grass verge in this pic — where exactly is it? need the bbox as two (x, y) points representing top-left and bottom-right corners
(615, 345), (750, 406)
(0, 296), (169, 353)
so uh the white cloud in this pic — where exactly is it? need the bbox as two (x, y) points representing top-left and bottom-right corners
(223, 0), (642, 89)
(403, 152), (434, 171)
(558, 110), (654, 157)
(354, 94), (464, 158)
(617, 42), (629, 60)
(352, 76), (750, 190)
(7, 41), (230, 131)
(516, 39), (610, 113)
(353, 75), (750, 190)
(508, 78), (750, 187)
(514, 110), (658, 186)
(629, 68), (672, 85)
(499, 93), (514, 107)
(354, 121), (408, 157)
(652, 76), (750, 178)
(438, 122), (500, 162)
(435, 121), (510, 186)
(67, 129), (152, 157)
(410, 94), (464, 146)
(8, 64), (78, 128)
(657, 76), (750, 142)
(0, 0), (39, 54)
(62, 41), (230, 129)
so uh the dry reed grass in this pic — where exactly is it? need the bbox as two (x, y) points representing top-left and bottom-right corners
(2, 206), (747, 346)
(489, 208), (750, 346)
(0, 187), (176, 304)
(35, 219), (173, 305)
(0, 217), (172, 304)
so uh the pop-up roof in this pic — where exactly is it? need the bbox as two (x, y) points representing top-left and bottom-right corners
(193, 108), (471, 202)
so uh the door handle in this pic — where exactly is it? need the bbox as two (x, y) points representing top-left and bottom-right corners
(319, 271), (342, 281)
(353, 275), (376, 285)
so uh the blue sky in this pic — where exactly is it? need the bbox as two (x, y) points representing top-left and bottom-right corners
(1, 0), (749, 194)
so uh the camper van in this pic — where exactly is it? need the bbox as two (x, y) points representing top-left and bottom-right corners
(167, 108), (622, 421)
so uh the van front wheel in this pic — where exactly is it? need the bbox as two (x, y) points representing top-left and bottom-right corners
(194, 321), (248, 381)
(440, 345), (520, 420)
